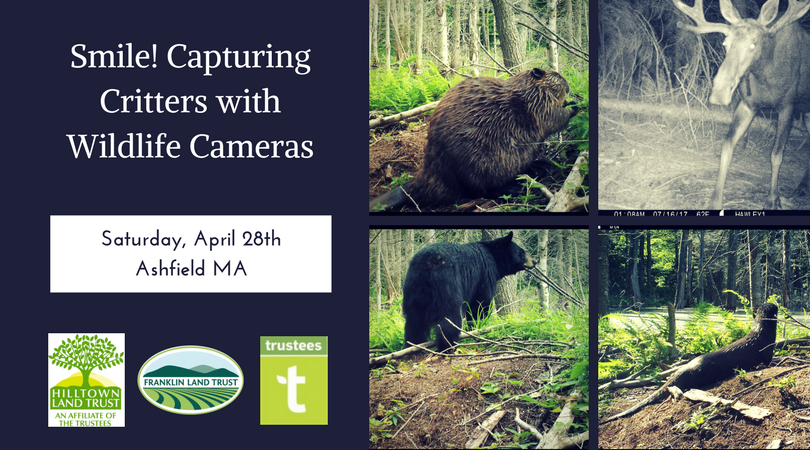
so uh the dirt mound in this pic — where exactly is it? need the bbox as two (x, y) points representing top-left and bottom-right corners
(370, 352), (588, 449)
(599, 364), (810, 449)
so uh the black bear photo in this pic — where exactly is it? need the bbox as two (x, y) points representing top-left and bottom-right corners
(402, 231), (535, 352)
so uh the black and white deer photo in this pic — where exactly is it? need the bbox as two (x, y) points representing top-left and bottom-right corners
(599, 0), (810, 211)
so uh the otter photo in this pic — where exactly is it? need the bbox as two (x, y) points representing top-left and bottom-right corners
(369, 229), (589, 449)
(369, 0), (589, 213)
(598, 228), (810, 449)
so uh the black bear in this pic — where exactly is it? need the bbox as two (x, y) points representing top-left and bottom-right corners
(402, 231), (535, 352)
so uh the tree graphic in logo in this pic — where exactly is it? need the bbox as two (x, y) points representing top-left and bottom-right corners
(48, 334), (124, 388)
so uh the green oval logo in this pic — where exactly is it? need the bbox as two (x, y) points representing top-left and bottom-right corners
(138, 346), (242, 415)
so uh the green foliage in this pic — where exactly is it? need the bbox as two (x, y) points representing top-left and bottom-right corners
(464, 301), (496, 331)
(411, 362), (429, 378)
(681, 411), (709, 433)
(369, 59), (458, 113)
(734, 368), (747, 380)
(769, 376), (796, 394)
(678, 302), (749, 355)
(386, 172), (412, 189)
(368, 417), (392, 443)
(499, 428), (537, 449)
(598, 311), (672, 372)
(48, 334), (124, 388)
(370, 362), (397, 380)
(480, 381), (500, 395)
(369, 296), (589, 354)
(498, 174), (550, 212)
(369, 399), (407, 444)
(559, 67), (590, 152)
(597, 358), (633, 381)
(369, 297), (406, 353)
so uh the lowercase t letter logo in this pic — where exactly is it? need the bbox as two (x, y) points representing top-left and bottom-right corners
(260, 337), (327, 425)
(278, 366), (306, 413)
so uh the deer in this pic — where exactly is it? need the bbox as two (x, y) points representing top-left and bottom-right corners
(672, 0), (810, 210)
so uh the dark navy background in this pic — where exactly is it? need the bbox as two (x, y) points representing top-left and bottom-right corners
(7, 1), (367, 447)
(10, 1), (787, 447)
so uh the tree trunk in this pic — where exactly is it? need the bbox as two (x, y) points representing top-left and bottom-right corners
(667, 303), (677, 359)
(482, 1), (491, 54)
(451, 0), (462, 68)
(765, 231), (775, 301)
(469, 0), (480, 76)
(574, 0), (582, 48)
(485, 230), (518, 314)
(685, 239), (693, 307)
(646, 230), (653, 297)
(415, 0), (424, 74)
(674, 230), (689, 309)
(385, 0), (392, 68)
(424, 229), (436, 246)
(598, 231), (610, 317)
(630, 232), (642, 306)
(394, 229), (402, 297)
(565, 0), (573, 45)
(376, 230), (382, 309)
(391, 0), (405, 62)
(548, 0), (560, 70)
(437, 0), (449, 71)
(371, 0), (379, 68)
(707, 269), (722, 305)
(538, 228), (550, 308)
(698, 230), (705, 303)
(383, 230), (397, 301)
(490, 0), (524, 71)
(518, 0), (529, 55)
(401, 0), (410, 57)
(726, 230), (738, 312)
(557, 230), (565, 300)
(80, 368), (93, 388)
(748, 230), (762, 309)
(783, 230), (792, 310)
(568, 230), (574, 296)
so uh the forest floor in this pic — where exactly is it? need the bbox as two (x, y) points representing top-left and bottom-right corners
(599, 362), (810, 449)
(369, 117), (584, 212)
(369, 349), (589, 449)
(598, 107), (810, 210)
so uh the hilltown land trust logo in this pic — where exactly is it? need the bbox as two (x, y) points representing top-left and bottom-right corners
(48, 333), (125, 427)
(138, 346), (243, 414)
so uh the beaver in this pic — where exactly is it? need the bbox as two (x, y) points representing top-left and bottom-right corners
(369, 68), (579, 212)
(600, 302), (778, 424)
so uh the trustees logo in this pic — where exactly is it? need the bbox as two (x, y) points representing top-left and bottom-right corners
(48, 333), (125, 427)
(138, 346), (243, 415)
(260, 336), (328, 425)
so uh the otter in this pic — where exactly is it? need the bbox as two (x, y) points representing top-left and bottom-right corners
(369, 68), (579, 212)
(600, 302), (778, 424)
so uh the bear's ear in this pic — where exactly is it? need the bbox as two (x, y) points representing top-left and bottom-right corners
(505, 231), (514, 241)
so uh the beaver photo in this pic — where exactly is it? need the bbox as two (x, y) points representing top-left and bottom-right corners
(369, 68), (580, 212)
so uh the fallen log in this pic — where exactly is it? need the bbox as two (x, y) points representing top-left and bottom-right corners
(369, 102), (439, 129)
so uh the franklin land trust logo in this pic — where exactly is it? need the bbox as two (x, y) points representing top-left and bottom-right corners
(138, 345), (243, 415)
(48, 333), (125, 427)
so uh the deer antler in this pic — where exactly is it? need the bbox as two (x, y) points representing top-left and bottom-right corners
(769, 0), (810, 32)
(672, 0), (732, 35)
